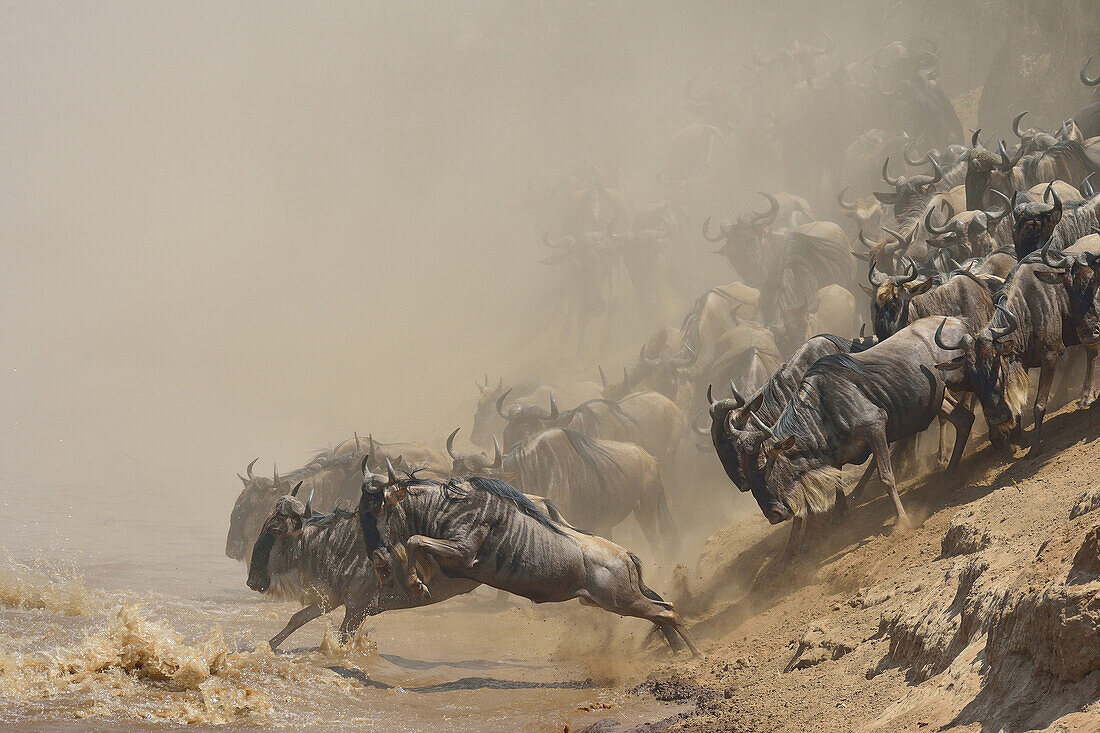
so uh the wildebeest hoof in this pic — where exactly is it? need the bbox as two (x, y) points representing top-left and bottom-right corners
(1081, 394), (1098, 409)
(408, 576), (431, 599)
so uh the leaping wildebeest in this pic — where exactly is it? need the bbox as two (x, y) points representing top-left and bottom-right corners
(357, 462), (701, 655)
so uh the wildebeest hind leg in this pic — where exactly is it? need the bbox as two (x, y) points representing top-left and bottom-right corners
(1079, 347), (1098, 408)
(868, 425), (909, 529)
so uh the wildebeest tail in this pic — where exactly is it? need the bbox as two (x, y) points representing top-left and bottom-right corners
(628, 552), (670, 606)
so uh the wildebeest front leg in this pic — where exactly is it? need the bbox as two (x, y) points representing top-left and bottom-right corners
(340, 603), (368, 643)
(1030, 353), (1060, 457)
(868, 424), (909, 530)
(780, 516), (808, 561)
(403, 528), (487, 598)
(1079, 347), (1098, 408)
(944, 396), (975, 470)
(269, 603), (327, 650)
(832, 460), (876, 527)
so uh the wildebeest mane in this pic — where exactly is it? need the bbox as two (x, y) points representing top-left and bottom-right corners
(1021, 139), (1100, 182)
(560, 428), (626, 492)
(804, 351), (867, 381)
(465, 476), (568, 535)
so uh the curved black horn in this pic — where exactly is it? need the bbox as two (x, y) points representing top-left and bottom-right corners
(1040, 236), (1070, 270)
(747, 411), (774, 437)
(1082, 56), (1100, 86)
(729, 379), (745, 408)
(446, 428), (460, 460)
(868, 257), (889, 287)
(304, 487), (314, 518)
(971, 128), (982, 148)
(836, 186), (857, 212)
(1082, 172), (1095, 198)
(998, 140), (1024, 172)
(246, 457), (258, 481)
(495, 388), (513, 419)
(882, 157), (901, 187)
(883, 226), (914, 255)
(547, 390), (559, 420)
(924, 202), (952, 235)
(751, 192), (780, 226)
(491, 436), (504, 469)
(989, 301), (1019, 341)
(926, 157), (944, 185)
(360, 454), (370, 476)
(598, 365), (607, 389)
(934, 317), (967, 351)
(385, 459), (399, 487)
(985, 189), (1012, 223)
(903, 138), (931, 167)
(273, 464), (279, 485)
(1012, 111), (1028, 140)
(702, 216), (726, 242)
(290, 481), (302, 497)
(896, 255), (919, 284)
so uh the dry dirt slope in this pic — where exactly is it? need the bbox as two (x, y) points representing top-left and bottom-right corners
(591, 399), (1100, 732)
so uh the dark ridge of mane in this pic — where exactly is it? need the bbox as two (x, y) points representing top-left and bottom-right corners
(815, 332), (851, 352)
(572, 398), (640, 430)
(1022, 139), (1100, 181)
(302, 506), (359, 529)
(773, 398), (818, 442)
(559, 427), (629, 493)
(465, 476), (568, 535)
(804, 352), (867, 381)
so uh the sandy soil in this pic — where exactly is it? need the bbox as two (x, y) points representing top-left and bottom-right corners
(583, 399), (1100, 732)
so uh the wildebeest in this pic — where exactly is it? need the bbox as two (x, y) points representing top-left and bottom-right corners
(961, 235), (1100, 455)
(679, 281), (762, 365)
(226, 453), (362, 561)
(245, 478), (573, 650)
(1010, 187), (1100, 260)
(446, 427), (675, 550)
(472, 377), (601, 449)
(703, 192), (814, 290)
(558, 389), (685, 468)
(743, 317), (977, 552)
(361, 434), (450, 478)
(357, 465), (700, 655)
(1073, 56), (1100, 139)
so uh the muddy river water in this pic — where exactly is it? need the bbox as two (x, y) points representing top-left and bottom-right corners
(0, 461), (688, 731)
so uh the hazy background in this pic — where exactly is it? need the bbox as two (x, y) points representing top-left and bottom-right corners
(2, 1), (1098, 562)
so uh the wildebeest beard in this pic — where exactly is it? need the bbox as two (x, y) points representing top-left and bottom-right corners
(246, 530), (276, 592)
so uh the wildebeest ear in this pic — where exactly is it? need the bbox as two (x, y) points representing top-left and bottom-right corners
(935, 356), (968, 372)
(771, 435), (796, 453)
(1034, 270), (1066, 285)
(908, 278), (936, 295)
(859, 283), (876, 298)
(745, 392), (764, 416)
(873, 191), (897, 205)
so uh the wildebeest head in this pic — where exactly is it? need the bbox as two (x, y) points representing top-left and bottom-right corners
(227, 458), (287, 561)
(963, 134), (1022, 209)
(1012, 184), (1064, 258)
(629, 335), (696, 401)
(599, 364), (634, 401)
(873, 156), (942, 218)
(852, 223), (912, 272)
(925, 189), (1011, 257)
(1010, 111), (1066, 156)
(445, 428), (516, 480)
(497, 389), (569, 449)
(703, 192), (780, 265)
(1035, 236), (1100, 346)
(749, 415), (840, 525)
(701, 382), (751, 489)
(246, 482), (312, 593)
(471, 375), (506, 448)
(861, 252), (932, 340)
(837, 187), (883, 239)
(933, 308), (1027, 429)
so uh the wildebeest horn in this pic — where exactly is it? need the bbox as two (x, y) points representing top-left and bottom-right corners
(934, 317), (967, 351)
(971, 128), (982, 148)
(304, 487), (314, 518)
(446, 428), (460, 460)
(547, 390), (559, 420)
(748, 411), (774, 437)
(290, 481), (302, 497)
(701, 216), (726, 242)
(707, 383), (716, 408)
(728, 379), (745, 408)
(883, 226), (913, 255)
(903, 138), (931, 167)
(361, 454), (370, 476)
(273, 464), (279, 485)
(1012, 111), (1028, 140)
(1040, 237), (1070, 270)
(384, 459), (399, 487)
(354, 432), (361, 453)
(622, 365), (631, 389)
(598, 365), (607, 388)
(836, 186), (857, 212)
(1049, 183), (1063, 219)
(998, 140), (1023, 171)
(245, 457), (258, 481)
(495, 388), (513, 419)
(882, 158), (900, 187)
(1082, 173), (1095, 198)
(985, 189), (1012, 223)
(924, 202), (952, 235)
(897, 255), (919, 284)
(491, 436), (504, 469)
(1082, 56), (1100, 86)
(989, 301), (1019, 341)
(752, 192), (780, 226)
(868, 257), (889, 287)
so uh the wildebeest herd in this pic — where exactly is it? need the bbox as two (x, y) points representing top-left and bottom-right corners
(229, 41), (1100, 657)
